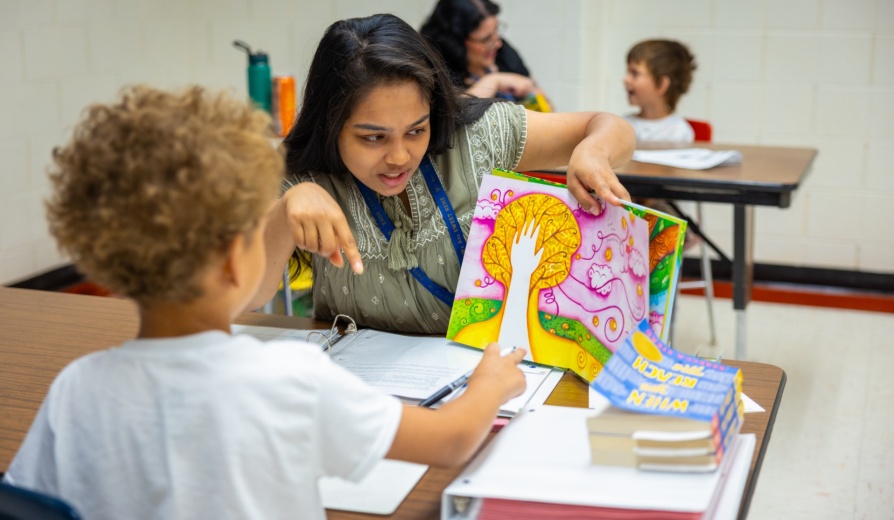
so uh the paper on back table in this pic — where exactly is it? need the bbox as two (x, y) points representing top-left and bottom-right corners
(632, 148), (742, 170)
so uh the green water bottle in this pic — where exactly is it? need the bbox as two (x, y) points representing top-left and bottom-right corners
(233, 40), (272, 113)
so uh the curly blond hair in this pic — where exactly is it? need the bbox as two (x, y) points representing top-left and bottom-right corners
(46, 85), (283, 304)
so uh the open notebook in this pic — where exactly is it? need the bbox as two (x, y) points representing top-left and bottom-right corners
(231, 322), (563, 416)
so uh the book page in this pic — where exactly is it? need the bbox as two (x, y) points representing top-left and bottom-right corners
(447, 171), (652, 382)
(329, 330), (483, 399)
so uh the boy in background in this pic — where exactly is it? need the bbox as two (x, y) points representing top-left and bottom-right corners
(2, 85), (525, 520)
(623, 39), (697, 143)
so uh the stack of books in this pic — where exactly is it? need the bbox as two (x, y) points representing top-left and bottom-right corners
(588, 319), (743, 472)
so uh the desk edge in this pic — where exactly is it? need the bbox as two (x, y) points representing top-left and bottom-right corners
(736, 369), (787, 520)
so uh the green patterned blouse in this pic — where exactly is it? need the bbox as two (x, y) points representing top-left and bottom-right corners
(283, 101), (527, 334)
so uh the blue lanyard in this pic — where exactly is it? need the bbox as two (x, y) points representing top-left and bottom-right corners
(353, 156), (466, 307)
(419, 157), (466, 261)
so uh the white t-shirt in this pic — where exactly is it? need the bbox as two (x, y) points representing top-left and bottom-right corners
(3, 331), (402, 520)
(624, 113), (694, 143)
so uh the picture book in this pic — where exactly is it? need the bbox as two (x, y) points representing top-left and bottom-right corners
(588, 319), (743, 470)
(499, 171), (688, 342)
(590, 319), (743, 423)
(588, 437), (725, 472)
(446, 170), (686, 382)
(501, 170), (687, 341)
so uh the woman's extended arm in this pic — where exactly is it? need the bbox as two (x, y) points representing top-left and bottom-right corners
(516, 110), (635, 213)
(466, 72), (536, 99)
(245, 182), (364, 311)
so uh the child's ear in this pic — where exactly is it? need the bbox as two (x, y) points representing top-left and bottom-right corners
(657, 75), (671, 96)
(222, 234), (247, 287)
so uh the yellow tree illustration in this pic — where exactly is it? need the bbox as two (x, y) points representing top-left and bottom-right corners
(487, 194), (602, 372)
(451, 193), (610, 380)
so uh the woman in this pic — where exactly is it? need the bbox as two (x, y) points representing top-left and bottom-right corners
(420, 0), (547, 104)
(248, 13), (634, 334)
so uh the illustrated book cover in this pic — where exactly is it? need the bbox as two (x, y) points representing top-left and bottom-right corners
(588, 319), (744, 470)
(446, 170), (686, 382)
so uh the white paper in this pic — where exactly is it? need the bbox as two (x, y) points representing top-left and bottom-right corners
(707, 434), (754, 520)
(632, 148), (743, 170)
(520, 367), (565, 413)
(444, 364), (564, 416)
(319, 459), (427, 515)
(741, 392), (765, 413)
(328, 330), (483, 399)
(231, 324), (326, 344)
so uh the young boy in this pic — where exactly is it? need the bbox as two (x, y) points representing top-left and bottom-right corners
(623, 39), (697, 143)
(2, 86), (526, 520)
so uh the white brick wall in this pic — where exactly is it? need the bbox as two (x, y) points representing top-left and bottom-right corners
(1, 0), (892, 285)
(0, 0), (413, 284)
(500, 0), (894, 275)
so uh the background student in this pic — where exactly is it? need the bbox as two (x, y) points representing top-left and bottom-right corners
(622, 39), (697, 143)
(2, 85), (526, 520)
(621, 38), (702, 247)
(248, 13), (635, 335)
(420, 0), (549, 105)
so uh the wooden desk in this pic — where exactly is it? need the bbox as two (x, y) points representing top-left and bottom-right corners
(536, 143), (817, 360)
(0, 287), (785, 519)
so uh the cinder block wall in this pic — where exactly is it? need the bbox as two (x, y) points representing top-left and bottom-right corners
(1, 0), (891, 285)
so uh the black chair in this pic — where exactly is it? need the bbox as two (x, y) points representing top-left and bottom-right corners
(0, 482), (82, 520)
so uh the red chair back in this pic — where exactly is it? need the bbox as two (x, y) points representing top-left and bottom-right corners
(686, 119), (713, 142)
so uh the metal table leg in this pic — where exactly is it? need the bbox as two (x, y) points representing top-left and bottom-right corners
(732, 204), (754, 359)
(282, 268), (294, 316)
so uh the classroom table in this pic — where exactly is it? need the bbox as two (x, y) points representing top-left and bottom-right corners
(534, 142), (817, 361)
(0, 287), (786, 520)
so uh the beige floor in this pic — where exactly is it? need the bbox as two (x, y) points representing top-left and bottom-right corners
(671, 294), (894, 520)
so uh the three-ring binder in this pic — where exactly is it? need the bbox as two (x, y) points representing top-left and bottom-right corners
(306, 314), (357, 351)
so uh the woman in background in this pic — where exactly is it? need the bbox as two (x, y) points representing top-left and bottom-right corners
(420, 0), (550, 108)
(248, 13), (633, 334)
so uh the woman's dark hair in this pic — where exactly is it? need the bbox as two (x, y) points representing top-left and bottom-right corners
(283, 13), (498, 276)
(420, 0), (500, 86)
(284, 13), (492, 181)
